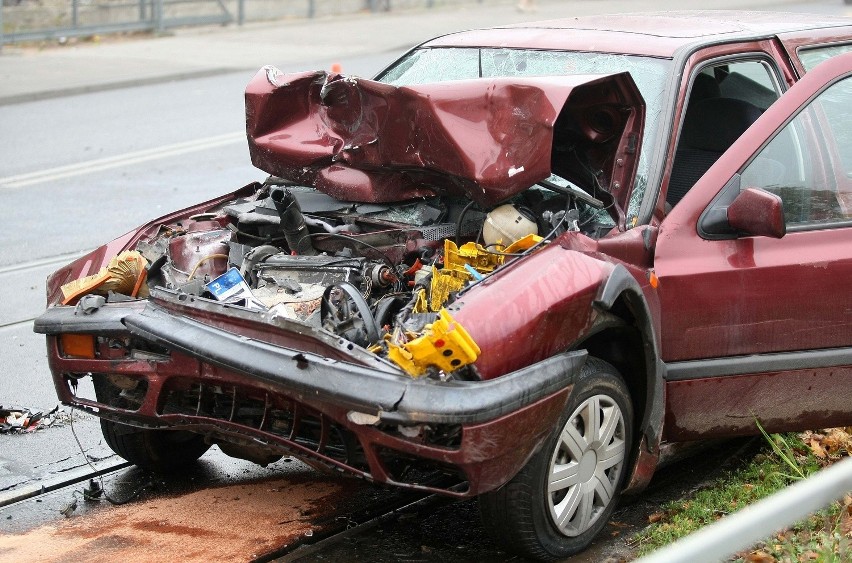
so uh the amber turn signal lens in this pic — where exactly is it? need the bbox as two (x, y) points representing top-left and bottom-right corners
(60, 334), (96, 358)
(649, 272), (659, 289)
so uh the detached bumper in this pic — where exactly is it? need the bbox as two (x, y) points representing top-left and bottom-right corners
(35, 296), (585, 495)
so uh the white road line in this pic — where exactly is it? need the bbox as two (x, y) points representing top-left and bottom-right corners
(0, 251), (92, 276)
(0, 131), (246, 190)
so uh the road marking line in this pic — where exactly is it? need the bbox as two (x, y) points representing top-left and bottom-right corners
(0, 131), (246, 189)
(0, 250), (91, 276)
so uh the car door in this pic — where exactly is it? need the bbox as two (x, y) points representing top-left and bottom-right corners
(654, 52), (852, 441)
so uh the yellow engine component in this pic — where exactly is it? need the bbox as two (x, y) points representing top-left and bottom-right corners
(428, 237), (541, 311)
(429, 266), (467, 312)
(444, 240), (503, 275)
(430, 240), (499, 311)
(502, 233), (542, 253)
(386, 308), (480, 377)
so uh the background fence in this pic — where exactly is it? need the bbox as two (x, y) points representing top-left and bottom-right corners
(0, 0), (483, 46)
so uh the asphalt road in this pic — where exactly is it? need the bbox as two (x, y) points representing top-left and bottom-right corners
(0, 51), (396, 503)
(1, 0), (849, 559)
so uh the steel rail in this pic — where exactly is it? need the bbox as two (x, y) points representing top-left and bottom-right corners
(637, 457), (852, 563)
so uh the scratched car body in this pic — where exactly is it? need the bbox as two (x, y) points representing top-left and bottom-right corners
(35, 12), (852, 560)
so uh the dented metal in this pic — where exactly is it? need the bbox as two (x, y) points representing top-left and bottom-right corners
(245, 68), (644, 225)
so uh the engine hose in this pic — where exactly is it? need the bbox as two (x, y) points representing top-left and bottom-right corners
(270, 187), (318, 256)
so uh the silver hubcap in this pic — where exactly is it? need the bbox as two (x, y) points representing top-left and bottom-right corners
(547, 394), (626, 537)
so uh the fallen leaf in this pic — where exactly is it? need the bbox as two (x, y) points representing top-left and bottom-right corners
(841, 504), (852, 538)
(823, 428), (852, 455)
(744, 551), (776, 563)
(648, 512), (664, 523)
(808, 438), (827, 459)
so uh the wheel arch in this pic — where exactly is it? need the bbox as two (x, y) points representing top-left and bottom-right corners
(577, 264), (665, 494)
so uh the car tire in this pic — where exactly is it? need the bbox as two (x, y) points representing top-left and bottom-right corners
(479, 357), (633, 561)
(100, 419), (211, 473)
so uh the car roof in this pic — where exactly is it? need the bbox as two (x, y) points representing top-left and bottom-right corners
(422, 11), (852, 58)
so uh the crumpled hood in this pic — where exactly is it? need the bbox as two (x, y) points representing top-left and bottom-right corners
(246, 67), (644, 223)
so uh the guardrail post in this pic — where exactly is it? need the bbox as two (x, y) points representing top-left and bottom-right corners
(139, 0), (147, 20)
(308, 0), (315, 18)
(72, 0), (79, 29)
(238, 0), (245, 25)
(0, 3), (4, 54)
(154, 0), (164, 33)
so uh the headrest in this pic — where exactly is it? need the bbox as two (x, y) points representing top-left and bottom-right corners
(690, 73), (721, 102)
(680, 97), (763, 153)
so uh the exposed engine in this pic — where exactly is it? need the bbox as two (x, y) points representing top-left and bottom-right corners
(110, 176), (605, 379)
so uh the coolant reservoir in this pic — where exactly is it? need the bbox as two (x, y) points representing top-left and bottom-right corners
(482, 204), (538, 248)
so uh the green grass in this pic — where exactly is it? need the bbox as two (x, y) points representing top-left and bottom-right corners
(630, 432), (851, 561)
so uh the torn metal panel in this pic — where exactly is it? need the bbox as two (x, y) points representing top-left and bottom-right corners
(245, 68), (645, 224)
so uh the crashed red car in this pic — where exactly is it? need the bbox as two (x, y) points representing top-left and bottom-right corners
(35, 11), (852, 560)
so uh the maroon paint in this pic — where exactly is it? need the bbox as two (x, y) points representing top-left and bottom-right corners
(726, 188), (786, 239)
(657, 56), (852, 362)
(452, 234), (611, 379)
(245, 69), (643, 223)
(423, 13), (852, 59)
(664, 367), (852, 441)
(45, 333), (570, 497)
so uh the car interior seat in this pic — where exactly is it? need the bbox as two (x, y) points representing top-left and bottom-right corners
(667, 97), (763, 207)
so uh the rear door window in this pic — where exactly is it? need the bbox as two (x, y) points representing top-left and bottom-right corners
(799, 44), (852, 72)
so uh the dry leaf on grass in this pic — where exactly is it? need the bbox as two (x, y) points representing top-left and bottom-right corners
(800, 428), (852, 459)
(743, 550), (776, 562)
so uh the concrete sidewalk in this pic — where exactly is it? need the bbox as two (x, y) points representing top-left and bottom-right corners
(0, 0), (845, 105)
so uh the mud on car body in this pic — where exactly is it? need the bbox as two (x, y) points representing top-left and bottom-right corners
(35, 12), (852, 561)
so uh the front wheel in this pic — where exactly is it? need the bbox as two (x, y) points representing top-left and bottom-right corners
(101, 419), (211, 473)
(479, 357), (633, 561)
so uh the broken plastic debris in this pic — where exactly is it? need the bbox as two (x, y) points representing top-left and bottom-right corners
(0, 405), (60, 433)
(59, 498), (78, 517)
(347, 411), (382, 426)
(386, 309), (480, 377)
(60, 250), (149, 305)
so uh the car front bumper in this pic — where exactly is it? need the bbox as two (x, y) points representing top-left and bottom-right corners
(34, 292), (585, 496)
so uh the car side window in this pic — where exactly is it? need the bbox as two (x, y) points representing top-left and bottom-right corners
(740, 74), (852, 229)
(668, 58), (783, 208)
(799, 44), (852, 72)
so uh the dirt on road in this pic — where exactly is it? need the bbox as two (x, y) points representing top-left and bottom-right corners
(0, 472), (354, 562)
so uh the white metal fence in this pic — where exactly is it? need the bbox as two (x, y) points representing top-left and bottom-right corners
(637, 457), (852, 563)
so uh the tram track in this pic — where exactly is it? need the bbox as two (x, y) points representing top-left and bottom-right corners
(0, 458), (131, 509)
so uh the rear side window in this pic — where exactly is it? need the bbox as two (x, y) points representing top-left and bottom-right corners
(740, 74), (852, 229)
(799, 44), (852, 72)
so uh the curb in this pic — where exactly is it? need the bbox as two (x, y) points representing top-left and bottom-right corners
(0, 66), (242, 106)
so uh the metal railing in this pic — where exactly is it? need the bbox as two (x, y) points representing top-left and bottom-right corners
(637, 456), (852, 563)
(0, 0), (240, 45)
(0, 0), (484, 47)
